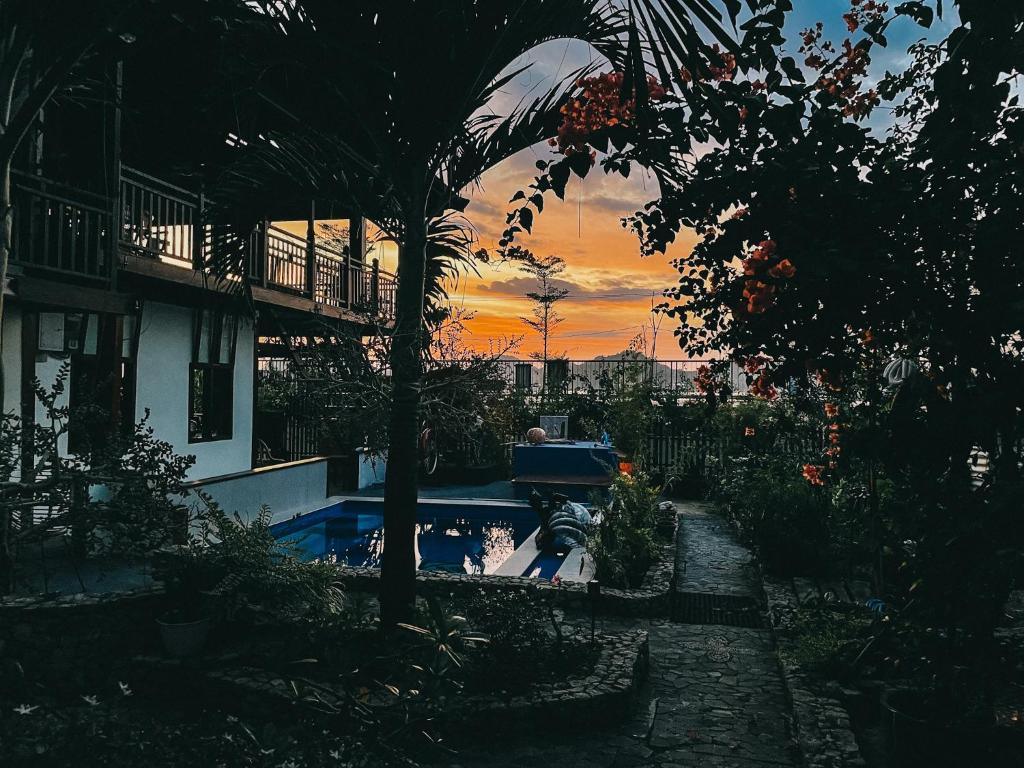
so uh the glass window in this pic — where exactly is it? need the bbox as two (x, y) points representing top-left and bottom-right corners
(188, 362), (234, 443)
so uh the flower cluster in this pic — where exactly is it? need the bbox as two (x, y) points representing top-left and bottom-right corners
(749, 376), (777, 400)
(816, 368), (844, 392)
(799, 1), (884, 120)
(802, 463), (826, 486)
(707, 44), (737, 81)
(740, 239), (795, 315)
(744, 356), (777, 401)
(694, 364), (715, 394)
(804, 402), (844, 484)
(551, 71), (667, 155)
(843, 0), (889, 33)
(680, 44), (737, 85)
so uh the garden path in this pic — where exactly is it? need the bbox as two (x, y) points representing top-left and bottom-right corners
(454, 502), (797, 768)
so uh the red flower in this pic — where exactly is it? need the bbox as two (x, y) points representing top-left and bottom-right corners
(694, 364), (714, 394)
(750, 374), (777, 401)
(757, 239), (778, 259)
(744, 426), (756, 437)
(745, 356), (769, 375)
(552, 71), (668, 155)
(824, 402), (839, 418)
(767, 258), (796, 279)
(708, 44), (737, 82)
(743, 280), (776, 314)
(802, 464), (826, 486)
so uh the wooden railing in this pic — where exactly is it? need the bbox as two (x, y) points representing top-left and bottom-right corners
(10, 171), (113, 280)
(10, 166), (396, 322)
(265, 225), (309, 295)
(119, 166), (201, 267)
(261, 224), (396, 318)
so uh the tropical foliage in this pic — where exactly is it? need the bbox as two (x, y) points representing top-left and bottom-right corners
(642, 0), (1023, 728)
(0, 366), (194, 593)
(589, 470), (663, 588)
(190, 0), (784, 625)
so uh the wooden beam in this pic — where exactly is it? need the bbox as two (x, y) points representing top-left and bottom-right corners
(12, 274), (132, 315)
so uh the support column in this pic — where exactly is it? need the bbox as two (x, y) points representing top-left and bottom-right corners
(305, 201), (316, 300)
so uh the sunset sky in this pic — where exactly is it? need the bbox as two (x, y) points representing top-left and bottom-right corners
(367, 1), (954, 360)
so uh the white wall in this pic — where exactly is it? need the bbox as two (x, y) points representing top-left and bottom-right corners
(1, 302), (21, 417)
(357, 448), (386, 489)
(134, 301), (254, 481)
(33, 350), (70, 458)
(185, 457), (329, 524)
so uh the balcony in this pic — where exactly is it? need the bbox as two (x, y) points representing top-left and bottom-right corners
(9, 167), (397, 324)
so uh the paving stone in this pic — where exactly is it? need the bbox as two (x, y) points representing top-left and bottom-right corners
(456, 504), (798, 767)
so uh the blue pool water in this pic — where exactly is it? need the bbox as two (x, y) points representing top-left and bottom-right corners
(271, 498), (539, 575)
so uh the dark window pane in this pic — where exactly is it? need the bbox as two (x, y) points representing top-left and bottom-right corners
(188, 363), (233, 442)
(189, 365), (206, 441)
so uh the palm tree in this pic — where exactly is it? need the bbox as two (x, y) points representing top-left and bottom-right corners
(200, 0), (747, 626)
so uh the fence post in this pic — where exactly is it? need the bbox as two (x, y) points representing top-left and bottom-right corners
(192, 185), (205, 272)
(371, 258), (380, 313)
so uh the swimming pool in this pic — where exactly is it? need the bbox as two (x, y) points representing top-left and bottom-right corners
(271, 497), (560, 576)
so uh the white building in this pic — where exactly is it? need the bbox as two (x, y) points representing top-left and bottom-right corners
(1, 74), (394, 523)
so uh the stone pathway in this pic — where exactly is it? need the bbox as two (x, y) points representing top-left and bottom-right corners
(675, 504), (761, 599)
(455, 502), (797, 768)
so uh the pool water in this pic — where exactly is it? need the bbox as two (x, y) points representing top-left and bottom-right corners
(272, 498), (539, 575)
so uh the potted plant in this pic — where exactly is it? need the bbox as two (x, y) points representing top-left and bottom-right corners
(154, 541), (220, 657)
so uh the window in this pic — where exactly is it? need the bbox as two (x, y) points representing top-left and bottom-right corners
(188, 309), (236, 443)
(67, 312), (139, 454)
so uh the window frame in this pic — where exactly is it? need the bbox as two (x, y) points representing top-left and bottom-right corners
(188, 309), (237, 444)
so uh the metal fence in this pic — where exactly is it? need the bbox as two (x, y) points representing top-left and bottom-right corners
(646, 421), (823, 476)
(450, 358), (748, 396)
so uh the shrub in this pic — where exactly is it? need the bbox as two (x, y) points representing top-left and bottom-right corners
(785, 602), (874, 683)
(159, 496), (344, 623)
(589, 471), (662, 588)
(714, 453), (831, 576)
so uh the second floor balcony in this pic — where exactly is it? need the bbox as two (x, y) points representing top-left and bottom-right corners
(9, 166), (397, 325)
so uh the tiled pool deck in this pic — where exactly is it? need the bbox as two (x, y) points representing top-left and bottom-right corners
(351, 480), (517, 500)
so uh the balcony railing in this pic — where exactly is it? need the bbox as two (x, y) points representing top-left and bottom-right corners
(258, 224), (395, 317)
(119, 166), (200, 268)
(10, 167), (396, 322)
(10, 171), (113, 281)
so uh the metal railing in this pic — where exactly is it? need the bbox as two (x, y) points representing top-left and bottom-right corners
(10, 166), (396, 322)
(437, 358), (748, 396)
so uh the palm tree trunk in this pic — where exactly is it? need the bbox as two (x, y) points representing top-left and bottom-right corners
(0, 156), (11, 414)
(380, 212), (428, 628)
(0, 158), (11, 595)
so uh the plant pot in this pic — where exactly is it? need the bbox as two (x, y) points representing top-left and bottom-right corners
(881, 688), (993, 768)
(156, 614), (212, 657)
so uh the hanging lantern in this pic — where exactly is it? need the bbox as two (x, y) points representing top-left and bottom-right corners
(883, 358), (919, 387)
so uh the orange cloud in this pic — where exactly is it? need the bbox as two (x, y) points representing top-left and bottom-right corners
(452, 146), (696, 358)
